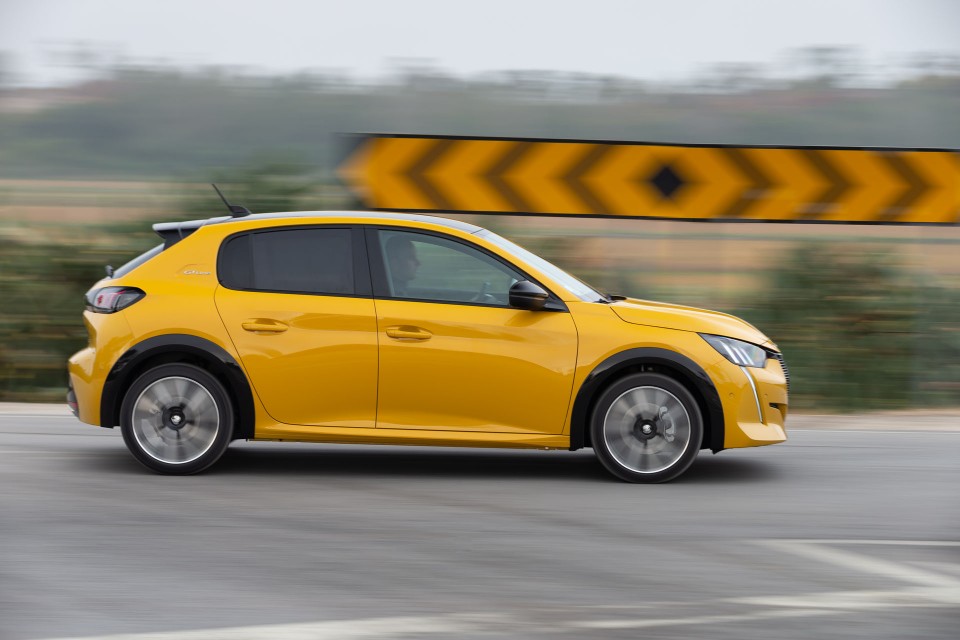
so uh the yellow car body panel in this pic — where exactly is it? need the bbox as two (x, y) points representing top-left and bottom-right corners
(374, 298), (577, 434)
(68, 211), (787, 474)
(215, 288), (379, 428)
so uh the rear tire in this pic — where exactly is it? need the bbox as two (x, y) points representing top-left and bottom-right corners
(120, 363), (234, 474)
(590, 372), (703, 483)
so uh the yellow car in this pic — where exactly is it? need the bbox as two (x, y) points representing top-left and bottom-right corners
(68, 211), (788, 482)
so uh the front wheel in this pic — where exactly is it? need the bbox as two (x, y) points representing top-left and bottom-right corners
(590, 373), (703, 483)
(120, 363), (234, 474)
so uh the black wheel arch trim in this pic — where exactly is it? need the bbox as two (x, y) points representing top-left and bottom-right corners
(570, 348), (725, 453)
(100, 334), (255, 439)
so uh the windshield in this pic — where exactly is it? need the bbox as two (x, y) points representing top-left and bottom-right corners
(476, 230), (605, 302)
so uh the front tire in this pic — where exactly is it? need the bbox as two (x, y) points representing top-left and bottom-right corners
(590, 373), (703, 483)
(120, 363), (234, 474)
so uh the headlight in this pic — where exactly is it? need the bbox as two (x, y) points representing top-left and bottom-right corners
(700, 334), (768, 368)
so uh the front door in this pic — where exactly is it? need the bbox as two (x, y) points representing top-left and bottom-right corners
(369, 227), (578, 434)
(215, 225), (378, 427)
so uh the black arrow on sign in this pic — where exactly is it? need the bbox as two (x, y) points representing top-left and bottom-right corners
(718, 147), (775, 218)
(486, 141), (536, 213)
(406, 138), (457, 210)
(880, 152), (928, 222)
(564, 144), (614, 215)
(799, 149), (852, 217)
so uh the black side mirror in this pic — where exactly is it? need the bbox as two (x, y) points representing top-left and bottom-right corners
(509, 280), (549, 311)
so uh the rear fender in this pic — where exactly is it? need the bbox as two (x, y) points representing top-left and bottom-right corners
(100, 334), (255, 439)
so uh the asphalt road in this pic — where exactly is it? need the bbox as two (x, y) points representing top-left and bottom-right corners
(1, 412), (958, 640)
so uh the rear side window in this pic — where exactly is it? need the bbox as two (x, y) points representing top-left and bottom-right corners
(113, 244), (164, 278)
(219, 227), (355, 295)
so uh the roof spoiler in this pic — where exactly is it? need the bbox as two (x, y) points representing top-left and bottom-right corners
(152, 185), (251, 248)
(152, 217), (229, 248)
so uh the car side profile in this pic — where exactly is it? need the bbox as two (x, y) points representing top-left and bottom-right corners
(68, 211), (788, 482)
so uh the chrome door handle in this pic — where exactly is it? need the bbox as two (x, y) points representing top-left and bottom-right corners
(385, 325), (432, 341)
(241, 320), (288, 333)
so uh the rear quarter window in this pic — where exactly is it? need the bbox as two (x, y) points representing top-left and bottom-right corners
(113, 244), (164, 278)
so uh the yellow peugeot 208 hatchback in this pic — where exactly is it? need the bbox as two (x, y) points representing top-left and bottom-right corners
(68, 211), (788, 482)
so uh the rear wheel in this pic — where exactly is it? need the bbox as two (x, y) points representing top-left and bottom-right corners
(120, 363), (233, 474)
(590, 372), (703, 483)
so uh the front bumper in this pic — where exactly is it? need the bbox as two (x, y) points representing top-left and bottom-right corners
(713, 354), (789, 450)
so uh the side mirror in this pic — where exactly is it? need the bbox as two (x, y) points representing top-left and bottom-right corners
(509, 280), (549, 311)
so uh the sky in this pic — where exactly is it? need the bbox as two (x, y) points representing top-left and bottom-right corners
(1, 0), (959, 86)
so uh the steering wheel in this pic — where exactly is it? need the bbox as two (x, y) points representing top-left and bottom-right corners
(469, 281), (497, 304)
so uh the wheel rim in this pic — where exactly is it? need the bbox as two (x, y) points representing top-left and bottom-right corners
(131, 376), (220, 465)
(602, 385), (693, 474)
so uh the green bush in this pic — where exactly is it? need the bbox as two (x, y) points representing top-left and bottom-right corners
(735, 243), (960, 411)
(0, 228), (152, 400)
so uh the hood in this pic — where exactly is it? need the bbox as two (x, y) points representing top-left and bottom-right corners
(610, 298), (774, 348)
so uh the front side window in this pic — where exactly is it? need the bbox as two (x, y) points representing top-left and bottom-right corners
(476, 229), (604, 302)
(377, 229), (523, 306)
(219, 227), (354, 295)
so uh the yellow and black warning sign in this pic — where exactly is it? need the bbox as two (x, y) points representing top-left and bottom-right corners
(337, 134), (960, 224)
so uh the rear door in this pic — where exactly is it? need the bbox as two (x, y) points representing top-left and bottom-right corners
(215, 225), (378, 427)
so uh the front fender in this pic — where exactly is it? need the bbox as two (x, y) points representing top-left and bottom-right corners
(569, 347), (725, 452)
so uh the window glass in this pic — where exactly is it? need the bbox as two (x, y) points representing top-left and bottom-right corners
(220, 228), (354, 295)
(219, 234), (252, 289)
(476, 229), (604, 302)
(114, 243), (164, 278)
(378, 230), (522, 305)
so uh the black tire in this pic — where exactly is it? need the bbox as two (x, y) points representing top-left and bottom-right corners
(120, 363), (234, 474)
(590, 372), (703, 483)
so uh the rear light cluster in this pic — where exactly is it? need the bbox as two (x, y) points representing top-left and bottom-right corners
(85, 287), (145, 314)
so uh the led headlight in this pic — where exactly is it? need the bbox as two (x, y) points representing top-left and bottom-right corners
(700, 334), (768, 368)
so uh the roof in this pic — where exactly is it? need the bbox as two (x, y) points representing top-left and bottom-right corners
(153, 210), (483, 247)
(222, 210), (482, 232)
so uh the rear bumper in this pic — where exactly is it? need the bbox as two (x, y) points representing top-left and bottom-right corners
(66, 377), (78, 417)
(67, 310), (135, 427)
(68, 346), (104, 426)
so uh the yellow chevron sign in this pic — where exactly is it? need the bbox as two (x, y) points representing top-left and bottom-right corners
(337, 135), (960, 224)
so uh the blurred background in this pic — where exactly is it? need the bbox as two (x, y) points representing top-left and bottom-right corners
(0, 0), (958, 411)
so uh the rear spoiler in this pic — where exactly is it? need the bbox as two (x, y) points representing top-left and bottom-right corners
(153, 216), (231, 248)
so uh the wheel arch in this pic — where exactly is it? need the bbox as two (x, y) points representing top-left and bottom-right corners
(100, 334), (255, 440)
(570, 348), (725, 453)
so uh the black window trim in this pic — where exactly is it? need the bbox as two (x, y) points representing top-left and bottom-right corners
(364, 226), (568, 312)
(216, 224), (373, 298)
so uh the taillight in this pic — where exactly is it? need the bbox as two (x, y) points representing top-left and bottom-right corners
(85, 286), (145, 313)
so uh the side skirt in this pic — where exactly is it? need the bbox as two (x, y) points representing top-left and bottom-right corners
(252, 424), (570, 450)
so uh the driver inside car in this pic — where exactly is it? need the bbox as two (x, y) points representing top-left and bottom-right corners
(385, 235), (421, 297)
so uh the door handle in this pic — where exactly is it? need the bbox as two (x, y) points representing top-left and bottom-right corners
(241, 319), (288, 333)
(385, 325), (432, 341)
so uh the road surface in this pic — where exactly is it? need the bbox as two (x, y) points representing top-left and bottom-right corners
(1, 409), (957, 639)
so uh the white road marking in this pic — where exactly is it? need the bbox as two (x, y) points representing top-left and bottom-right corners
(39, 540), (960, 639)
(572, 607), (836, 630)
(758, 539), (960, 589)
(43, 614), (506, 640)
(733, 586), (960, 609)
(785, 539), (960, 547)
